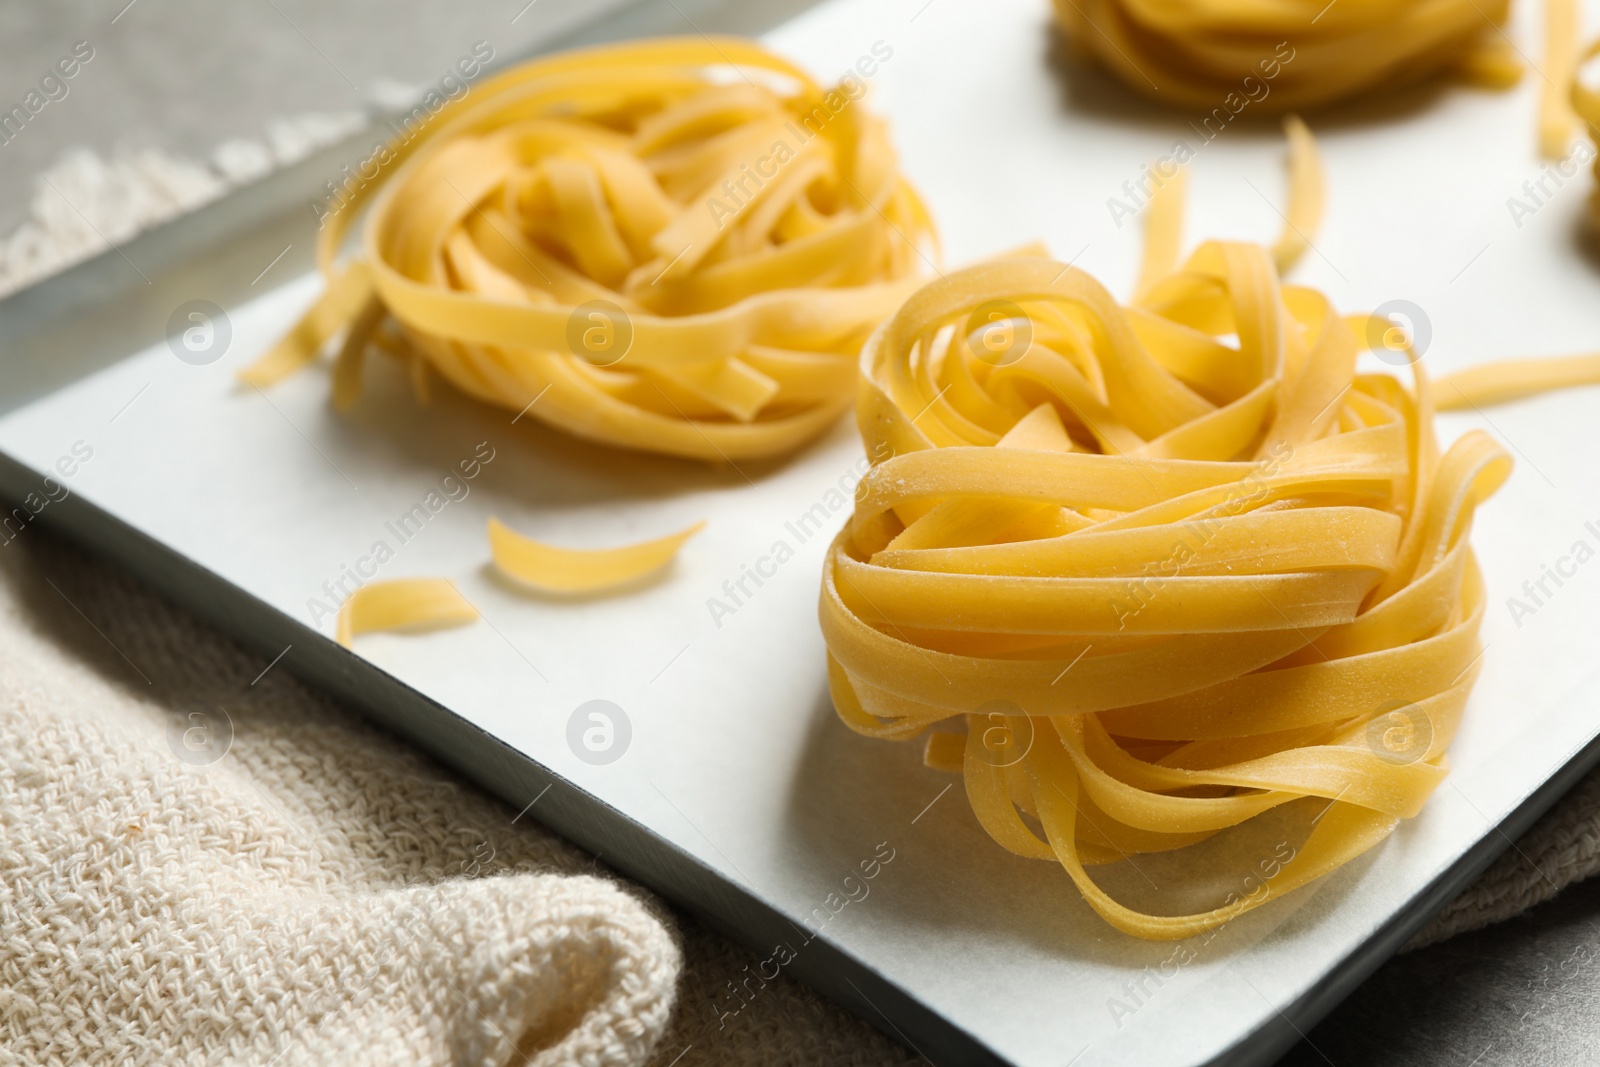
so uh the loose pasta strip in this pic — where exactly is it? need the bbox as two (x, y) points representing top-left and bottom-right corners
(821, 127), (1518, 940)
(1543, 0), (1581, 157)
(1570, 35), (1600, 231)
(1437, 353), (1600, 409)
(489, 517), (704, 594)
(242, 37), (934, 462)
(336, 579), (479, 647)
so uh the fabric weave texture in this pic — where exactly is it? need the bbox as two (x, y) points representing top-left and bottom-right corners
(0, 536), (922, 1066)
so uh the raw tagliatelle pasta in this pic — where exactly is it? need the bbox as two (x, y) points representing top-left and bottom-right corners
(330, 517), (699, 650)
(820, 127), (1522, 939)
(1052, 0), (1519, 110)
(1570, 35), (1600, 228)
(488, 516), (705, 593)
(1052, 0), (1583, 158)
(242, 37), (934, 462)
(336, 578), (479, 647)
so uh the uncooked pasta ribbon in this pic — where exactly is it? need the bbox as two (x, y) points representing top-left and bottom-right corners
(488, 517), (704, 593)
(1571, 34), (1600, 227)
(821, 125), (1519, 939)
(1053, 0), (1582, 157)
(328, 516), (700, 651)
(336, 579), (478, 647)
(242, 37), (934, 462)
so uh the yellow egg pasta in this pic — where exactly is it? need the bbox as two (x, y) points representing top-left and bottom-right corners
(1570, 34), (1600, 224)
(820, 127), (1520, 939)
(488, 516), (704, 593)
(242, 37), (934, 462)
(1051, 0), (1591, 159)
(1052, 0), (1520, 113)
(1542, 0), (1581, 156)
(1437, 352), (1600, 409)
(336, 578), (479, 647)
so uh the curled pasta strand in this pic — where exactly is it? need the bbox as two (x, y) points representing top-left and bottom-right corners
(243, 38), (935, 461)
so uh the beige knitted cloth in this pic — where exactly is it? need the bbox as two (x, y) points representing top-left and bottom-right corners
(1405, 764), (1600, 949)
(0, 535), (921, 1067)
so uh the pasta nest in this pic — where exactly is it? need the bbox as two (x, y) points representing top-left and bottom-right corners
(1051, 0), (1520, 114)
(248, 37), (934, 461)
(820, 235), (1512, 940)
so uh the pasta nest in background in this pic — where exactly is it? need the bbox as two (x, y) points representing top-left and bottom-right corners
(1051, 0), (1521, 112)
(246, 37), (934, 461)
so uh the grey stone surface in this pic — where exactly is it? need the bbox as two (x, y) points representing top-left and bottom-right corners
(1281, 876), (1600, 1067)
(3, 2), (1598, 1064)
